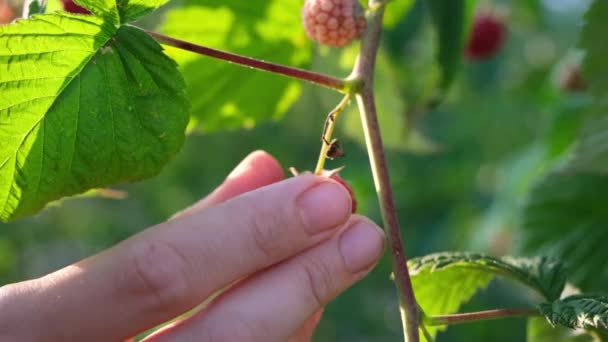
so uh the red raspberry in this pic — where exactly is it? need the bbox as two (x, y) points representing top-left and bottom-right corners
(321, 169), (357, 213)
(62, 0), (91, 14)
(466, 13), (506, 61)
(302, 0), (367, 48)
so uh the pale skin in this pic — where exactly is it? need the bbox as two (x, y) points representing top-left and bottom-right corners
(0, 150), (386, 341)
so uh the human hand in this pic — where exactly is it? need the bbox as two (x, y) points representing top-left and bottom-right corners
(0, 151), (385, 342)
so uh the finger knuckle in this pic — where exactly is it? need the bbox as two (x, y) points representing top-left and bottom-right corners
(125, 239), (193, 313)
(246, 202), (294, 260)
(297, 256), (336, 308)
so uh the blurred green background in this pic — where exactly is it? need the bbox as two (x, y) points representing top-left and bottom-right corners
(0, 0), (597, 340)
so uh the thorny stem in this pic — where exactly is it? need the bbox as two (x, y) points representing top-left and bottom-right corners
(425, 308), (541, 326)
(314, 94), (352, 175)
(350, 2), (419, 341)
(142, 29), (347, 92)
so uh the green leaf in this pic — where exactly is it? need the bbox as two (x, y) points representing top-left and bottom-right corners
(412, 252), (567, 301)
(0, 13), (189, 221)
(73, 0), (170, 23)
(410, 252), (566, 338)
(383, 0), (425, 61)
(580, 0), (608, 110)
(540, 295), (608, 332)
(502, 255), (569, 301)
(518, 0), (608, 291)
(411, 254), (493, 339)
(546, 98), (590, 161)
(573, 0), (608, 172)
(116, 0), (172, 23)
(427, 0), (476, 90)
(383, 0), (416, 29)
(565, 115), (608, 174)
(521, 172), (608, 290)
(73, 0), (119, 23)
(160, 0), (312, 133)
(512, 72), (608, 293)
(528, 317), (594, 342)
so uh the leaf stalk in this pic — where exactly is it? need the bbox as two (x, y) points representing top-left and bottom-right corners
(425, 308), (541, 326)
(142, 28), (347, 92)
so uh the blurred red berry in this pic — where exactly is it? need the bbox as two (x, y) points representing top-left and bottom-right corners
(466, 13), (506, 61)
(322, 170), (357, 213)
(62, 0), (91, 14)
(0, 1), (14, 24)
(302, 0), (367, 47)
(560, 66), (588, 93)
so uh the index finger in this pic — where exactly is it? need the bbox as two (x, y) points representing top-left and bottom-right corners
(0, 173), (352, 342)
(0, 150), (285, 342)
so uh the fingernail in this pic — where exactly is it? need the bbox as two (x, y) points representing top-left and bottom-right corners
(227, 151), (265, 179)
(339, 222), (385, 273)
(297, 181), (351, 235)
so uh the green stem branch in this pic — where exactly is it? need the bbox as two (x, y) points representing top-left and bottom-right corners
(425, 308), (541, 326)
(142, 28), (347, 92)
(315, 94), (352, 174)
(351, 3), (419, 341)
(420, 322), (435, 342)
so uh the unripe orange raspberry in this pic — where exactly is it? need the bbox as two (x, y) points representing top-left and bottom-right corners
(302, 0), (367, 48)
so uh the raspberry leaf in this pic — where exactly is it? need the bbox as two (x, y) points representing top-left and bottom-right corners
(518, 0), (608, 291)
(527, 317), (594, 342)
(539, 295), (608, 333)
(520, 172), (608, 291)
(565, 0), (608, 169)
(411, 254), (493, 339)
(115, 0), (172, 23)
(0, 13), (189, 221)
(72, 0), (171, 23)
(410, 252), (566, 338)
(72, 0), (119, 23)
(566, 114), (608, 174)
(160, 0), (312, 133)
(581, 0), (608, 111)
